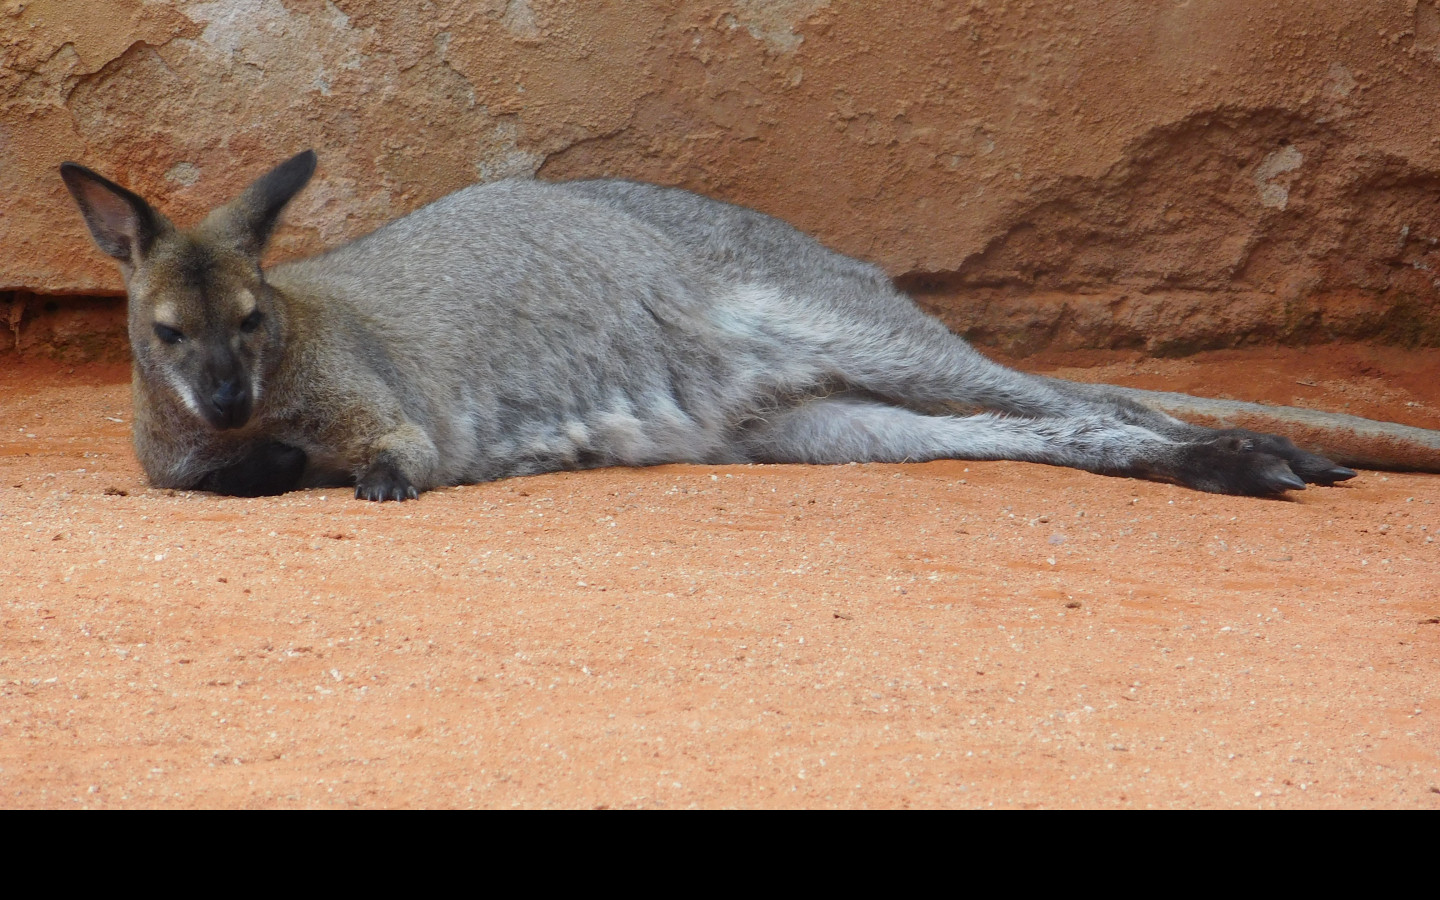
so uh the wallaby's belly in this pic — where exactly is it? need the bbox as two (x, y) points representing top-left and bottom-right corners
(445, 386), (744, 483)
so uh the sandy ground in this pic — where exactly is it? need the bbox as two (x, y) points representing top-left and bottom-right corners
(1, 343), (1437, 808)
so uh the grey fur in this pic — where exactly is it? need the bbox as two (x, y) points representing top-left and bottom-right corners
(62, 153), (1436, 501)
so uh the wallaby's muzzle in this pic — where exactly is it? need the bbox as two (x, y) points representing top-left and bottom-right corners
(205, 378), (252, 430)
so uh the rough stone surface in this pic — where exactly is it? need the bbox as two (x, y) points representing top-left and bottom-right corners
(5, 1), (1440, 353)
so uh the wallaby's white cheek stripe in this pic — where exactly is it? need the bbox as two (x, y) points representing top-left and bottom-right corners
(164, 369), (204, 419)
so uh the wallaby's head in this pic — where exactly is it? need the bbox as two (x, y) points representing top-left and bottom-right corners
(60, 151), (317, 431)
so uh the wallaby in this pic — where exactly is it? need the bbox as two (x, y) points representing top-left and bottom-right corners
(59, 151), (1440, 501)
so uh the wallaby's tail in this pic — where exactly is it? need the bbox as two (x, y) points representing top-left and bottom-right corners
(1115, 387), (1440, 473)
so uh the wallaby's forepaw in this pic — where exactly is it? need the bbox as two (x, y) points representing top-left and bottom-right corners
(356, 456), (421, 502)
(198, 441), (307, 497)
(1213, 429), (1357, 486)
(1174, 435), (1307, 496)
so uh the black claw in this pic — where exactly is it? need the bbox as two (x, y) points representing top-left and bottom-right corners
(1270, 470), (1307, 492)
(1297, 464), (1358, 487)
(355, 484), (416, 502)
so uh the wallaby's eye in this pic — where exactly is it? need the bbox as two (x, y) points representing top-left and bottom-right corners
(240, 310), (264, 334)
(153, 324), (184, 345)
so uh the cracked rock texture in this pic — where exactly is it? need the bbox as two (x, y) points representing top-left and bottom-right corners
(5, 1), (1440, 355)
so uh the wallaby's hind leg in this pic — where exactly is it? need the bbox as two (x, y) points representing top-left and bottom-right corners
(740, 395), (1309, 496)
(768, 292), (1089, 419)
(765, 291), (1355, 487)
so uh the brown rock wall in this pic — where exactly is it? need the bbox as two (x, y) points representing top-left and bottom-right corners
(4, 1), (1440, 353)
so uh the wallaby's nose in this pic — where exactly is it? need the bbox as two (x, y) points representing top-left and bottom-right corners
(209, 379), (251, 429)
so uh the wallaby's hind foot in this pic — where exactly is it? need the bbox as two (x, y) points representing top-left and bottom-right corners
(1171, 435), (1308, 496)
(1111, 386), (1440, 474)
(1208, 429), (1357, 486)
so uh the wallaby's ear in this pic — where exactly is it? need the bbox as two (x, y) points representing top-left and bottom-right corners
(59, 162), (167, 264)
(208, 150), (318, 258)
